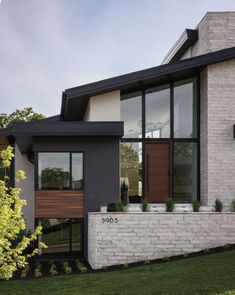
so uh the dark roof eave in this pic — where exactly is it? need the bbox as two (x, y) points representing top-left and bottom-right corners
(0, 121), (124, 138)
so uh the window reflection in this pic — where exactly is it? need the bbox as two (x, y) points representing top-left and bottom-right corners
(121, 92), (142, 138)
(39, 219), (82, 254)
(173, 143), (197, 202)
(38, 153), (70, 190)
(38, 152), (83, 190)
(174, 78), (197, 138)
(121, 142), (142, 203)
(72, 154), (83, 189)
(145, 84), (170, 138)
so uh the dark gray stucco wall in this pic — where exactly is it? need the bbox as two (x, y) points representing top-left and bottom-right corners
(33, 136), (120, 258)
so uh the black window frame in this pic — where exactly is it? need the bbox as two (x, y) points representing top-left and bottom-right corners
(120, 74), (200, 202)
(35, 151), (84, 191)
(35, 218), (84, 257)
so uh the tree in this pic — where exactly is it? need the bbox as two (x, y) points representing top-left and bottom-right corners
(0, 107), (44, 129)
(0, 146), (46, 280)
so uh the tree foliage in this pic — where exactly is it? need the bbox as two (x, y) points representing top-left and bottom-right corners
(0, 107), (44, 129)
(0, 146), (46, 280)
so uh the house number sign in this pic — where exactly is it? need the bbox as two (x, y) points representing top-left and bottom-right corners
(101, 217), (119, 223)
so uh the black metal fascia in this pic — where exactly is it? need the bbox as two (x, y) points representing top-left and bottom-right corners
(0, 121), (124, 137)
(168, 29), (198, 63)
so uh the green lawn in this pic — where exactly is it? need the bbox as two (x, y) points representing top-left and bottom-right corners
(0, 250), (235, 295)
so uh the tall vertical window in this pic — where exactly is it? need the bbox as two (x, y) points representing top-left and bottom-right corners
(121, 142), (142, 203)
(145, 84), (170, 138)
(173, 143), (197, 202)
(174, 78), (197, 138)
(38, 152), (83, 190)
(121, 91), (142, 138)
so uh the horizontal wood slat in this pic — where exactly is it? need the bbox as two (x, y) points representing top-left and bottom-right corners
(35, 190), (84, 218)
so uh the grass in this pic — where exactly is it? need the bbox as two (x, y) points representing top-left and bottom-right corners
(0, 250), (235, 295)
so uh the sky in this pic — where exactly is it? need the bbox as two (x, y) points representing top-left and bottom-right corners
(1, 0), (235, 117)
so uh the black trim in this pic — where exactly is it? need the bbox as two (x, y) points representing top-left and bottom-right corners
(121, 77), (199, 202)
(166, 29), (198, 64)
(62, 47), (235, 121)
(0, 122), (124, 137)
(36, 218), (84, 258)
(36, 151), (84, 191)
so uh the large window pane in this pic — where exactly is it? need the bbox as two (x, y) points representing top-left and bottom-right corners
(145, 84), (170, 138)
(173, 143), (197, 202)
(40, 219), (70, 254)
(39, 219), (82, 254)
(71, 219), (82, 252)
(121, 92), (142, 138)
(38, 153), (70, 190)
(72, 153), (83, 189)
(121, 142), (142, 203)
(174, 78), (197, 138)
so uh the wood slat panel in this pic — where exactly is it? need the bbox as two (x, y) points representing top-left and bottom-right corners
(35, 190), (84, 218)
(145, 143), (170, 203)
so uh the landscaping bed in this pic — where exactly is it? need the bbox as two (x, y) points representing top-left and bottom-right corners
(10, 243), (235, 280)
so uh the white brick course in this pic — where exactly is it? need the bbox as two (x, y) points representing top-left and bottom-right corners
(88, 212), (235, 269)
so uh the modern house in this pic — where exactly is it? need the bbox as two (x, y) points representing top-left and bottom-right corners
(1, 12), (235, 264)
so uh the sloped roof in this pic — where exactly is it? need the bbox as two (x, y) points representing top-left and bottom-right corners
(61, 46), (235, 121)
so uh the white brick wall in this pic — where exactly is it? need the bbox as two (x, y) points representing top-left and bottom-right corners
(181, 12), (235, 59)
(206, 60), (235, 205)
(88, 212), (235, 269)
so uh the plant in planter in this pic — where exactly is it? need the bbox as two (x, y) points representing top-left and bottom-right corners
(121, 181), (129, 205)
(107, 203), (117, 212)
(192, 200), (200, 212)
(140, 199), (149, 212)
(116, 201), (127, 212)
(214, 198), (223, 212)
(76, 260), (88, 273)
(165, 198), (175, 212)
(231, 199), (235, 212)
(34, 263), (42, 278)
(62, 262), (72, 275)
(49, 262), (58, 276)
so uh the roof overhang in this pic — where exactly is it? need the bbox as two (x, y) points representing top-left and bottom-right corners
(0, 121), (124, 153)
(61, 46), (235, 121)
(161, 29), (198, 64)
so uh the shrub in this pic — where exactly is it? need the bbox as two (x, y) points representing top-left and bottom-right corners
(203, 248), (210, 254)
(214, 198), (223, 212)
(0, 146), (45, 280)
(76, 260), (88, 273)
(107, 203), (117, 212)
(192, 200), (200, 212)
(20, 266), (29, 279)
(224, 244), (231, 249)
(34, 263), (42, 278)
(140, 199), (149, 212)
(231, 199), (235, 212)
(62, 262), (72, 275)
(121, 181), (128, 205)
(122, 263), (129, 269)
(49, 263), (58, 276)
(165, 198), (175, 212)
(143, 260), (150, 265)
(116, 201), (126, 212)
